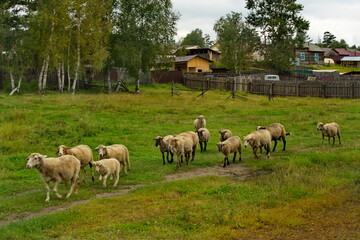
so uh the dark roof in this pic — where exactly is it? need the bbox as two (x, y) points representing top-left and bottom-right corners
(303, 42), (324, 52)
(175, 55), (213, 63)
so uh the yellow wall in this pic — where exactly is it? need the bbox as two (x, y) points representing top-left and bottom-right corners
(187, 57), (211, 72)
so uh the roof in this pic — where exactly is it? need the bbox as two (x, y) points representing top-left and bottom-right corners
(334, 48), (351, 56)
(303, 42), (324, 52)
(175, 55), (213, 63)
(340, 56), (360, 61)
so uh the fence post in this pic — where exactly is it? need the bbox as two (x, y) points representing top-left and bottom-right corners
(296, 82), (300, 97)
(171, 81), (174, 96)
(351, 82), (355, 99)
(322, 83), (326, 98)
(248, 81), (252, 94)
(268, 82), (274, 101)
(202, 80), (205, 98)
(232, 79), (236, 98)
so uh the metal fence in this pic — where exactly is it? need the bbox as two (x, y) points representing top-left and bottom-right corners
(183, 73), (360, 99)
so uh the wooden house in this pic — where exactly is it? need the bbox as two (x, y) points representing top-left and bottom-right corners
(174, 55), (213, 72)
(341, 56), (360, 68)
(295, 42), (325, 66)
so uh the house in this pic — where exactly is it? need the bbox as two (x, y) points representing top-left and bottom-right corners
(341, 56), (360, 68)
(295, 42), (325, 66)
(174, 55), (213, 72)
(327, 48), (360, 65)
(176, 45), (220, 61)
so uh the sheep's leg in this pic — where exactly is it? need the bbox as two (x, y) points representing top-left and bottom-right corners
(328, 137), (331, 145)
(89, 162), (95, 182)
(114, 169), (120, 187)
(102, 174), (109, 187)
(170, 152), (174, 163)
(127, 158), (131, 170)
(176, 154), (181, 170)
(266, 144), (271, 159)
(162, 152), (166, 165)
(338, 134), (341, 145)
(99, 175), (102, 181)
(81, 167), (86, 184)
(232, 152), (237, 163)
(186, 153), (190, 165)
(282, 137), (286, 151)
(223, 156), (228, 168)
(204, 142), (207, 151)
(199, 142), (203, 152)
(44, 182), (51, 202)
(123, 162), (128, 175)
(191, 146), (196, 161)
(272, 139), (277, 152)
(53, 181), (63, 199)
(238, 148), (242, 161)
(66, 177), (77, 198)
(332, 136), (335, 145)
(253, 147), (258, 159)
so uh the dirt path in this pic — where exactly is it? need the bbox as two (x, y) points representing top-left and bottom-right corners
(0, 163), (252, 227)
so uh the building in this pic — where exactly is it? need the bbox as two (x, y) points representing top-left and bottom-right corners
(295, 42), (325, 66)
(174, 55), (213, 72)
(341, 56), (360, 68)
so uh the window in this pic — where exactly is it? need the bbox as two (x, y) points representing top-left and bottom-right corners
(314, 53), (319, 62)
(300, 52), (305, 61)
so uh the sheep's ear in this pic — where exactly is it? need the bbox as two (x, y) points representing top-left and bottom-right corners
(94, 146), (100, 150)
(40, 155), (47, 158)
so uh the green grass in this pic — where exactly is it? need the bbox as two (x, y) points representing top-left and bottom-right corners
(0, 85), (359, 239)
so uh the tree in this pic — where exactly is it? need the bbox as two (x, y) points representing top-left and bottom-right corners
(111, 0), (179, 93)
(246, 0), (309, 73)
(331, 39), (349, 49)
(214, 12), (260, 73)
(182, 28), (205, 47)
(322, 31), (336, 47)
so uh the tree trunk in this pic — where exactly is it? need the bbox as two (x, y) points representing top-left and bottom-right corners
(38, 59), (46, 93)
(9, 72), (22, 96)
(57, 63), (62, 92)
(72, 14), (81, 95)
(10, 71), (15, 90)
(114, 67), (129, 93)
(61, 62), (65, 93)
(67, 61), (71, 92)
(42, 55), (50, 94)
(107, 70), (112, 93)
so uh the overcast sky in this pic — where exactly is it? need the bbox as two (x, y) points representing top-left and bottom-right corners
(172, 0), (360, 47)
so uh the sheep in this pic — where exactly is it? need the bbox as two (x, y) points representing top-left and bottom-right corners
(216, 136), (242, 167)
(196, 127), (210, 152)
(168, 135), (193, 170)
(256, 123), (292, 152)
(57, 144), (94, 184)
(219, 129), (232, 142)
(25, 153), (80, 202)
(95, 144), (130, 174)
(93, 158), (120, 187)
(153, 135), (174, 164)
(177, 131), (199, 161)
(193, 115), (206, 131)
(316, 122), (341, 145)
(244, 130), (272, 159)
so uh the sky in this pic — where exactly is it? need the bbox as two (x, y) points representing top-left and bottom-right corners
(172, 0), (360, 47)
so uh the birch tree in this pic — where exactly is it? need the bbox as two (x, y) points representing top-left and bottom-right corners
(111, 0), (179, 93)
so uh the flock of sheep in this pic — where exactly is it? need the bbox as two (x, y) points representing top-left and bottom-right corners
(25, 115), (341, 202)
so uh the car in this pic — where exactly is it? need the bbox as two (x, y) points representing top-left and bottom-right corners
(264, 75), (280, 81)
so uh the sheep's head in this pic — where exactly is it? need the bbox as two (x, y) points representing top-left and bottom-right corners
(197, 115), (205, 123)
(56, 145), (67, 156)
(216, 142), (223, 152)
(317, 122), (324, 131)
(168, 138), (180, 153)
(197, 130), (204, 138)
(26, 153), (47, 169)
(219, 130), (230, 141)
(243, 136), (253, 148)
(153, 136), (163, 147)
(95, 145), (107, 159)
(93, 161), (103, 172)
(256, 126), (266, 131)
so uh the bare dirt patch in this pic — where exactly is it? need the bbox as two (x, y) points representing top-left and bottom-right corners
(0, 163), (252, 227)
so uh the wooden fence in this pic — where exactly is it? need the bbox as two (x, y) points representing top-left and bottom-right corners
(183, 73), (360, 99)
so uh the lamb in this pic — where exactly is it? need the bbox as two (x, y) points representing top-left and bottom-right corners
(153, 135), (174, 164)
(256, 123), (292, 152)
(177, 131), (199, 161)
(193, 115), (206, 131)
(25, 153), (80, 202)
(57, 144), (95, 183)
(196, 128), (210, 152)
(168, 135), (193, 170)
(316, 122), (341, 145)
(93, 158), (120, 187)
(244, 130), (272, 159)
(95, 144), (130, 174)
(216, 136), (242, 167)
(219, 129), (232, 142)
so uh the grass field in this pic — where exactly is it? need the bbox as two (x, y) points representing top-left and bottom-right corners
(0, 85), (359, 239)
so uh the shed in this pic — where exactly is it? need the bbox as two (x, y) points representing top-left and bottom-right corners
(174, 55), (213, 73)
(341, 56), (360, 68)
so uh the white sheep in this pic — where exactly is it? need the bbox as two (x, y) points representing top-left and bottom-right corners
(244, 130), (272, 159)
(25, 153), (80, 202)
(95, 144), (130, 174)
(177, 131), (199, 161)
(196, 128), (210, 152)
(316, 122), (341, 145)
(219, 129), (232, 142)
(256, 123), (292, 152)
(57, 144), (94, 183)
(193, 115), (206, 131)
(216, 136), (242, 167)
(168, 135), (193, 170)
(153, 135), (174, 164)
(93, 158), (120, 187)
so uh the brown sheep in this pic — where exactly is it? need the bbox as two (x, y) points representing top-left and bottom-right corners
(219, 129), (232, 142)
(256, 123), (292, 152)
(216, 136), (242, 167)
(316, 122), (341, 145)
(168, 135), (193, 170)
(244, 130), (272, 159)
(193, 115), (206, 131)
(26, 153), (80, 202)
(153, 135), (174, 164)
(95, 144), (130, 174)
(196, 128), (210, 152)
